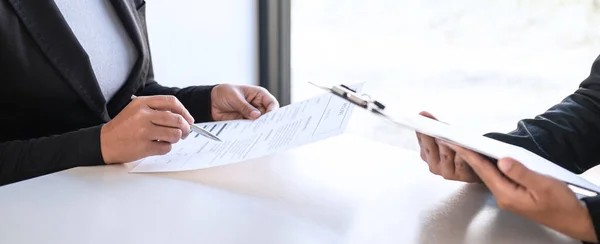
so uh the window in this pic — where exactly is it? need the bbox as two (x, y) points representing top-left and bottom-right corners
(291, 0), (600, 151)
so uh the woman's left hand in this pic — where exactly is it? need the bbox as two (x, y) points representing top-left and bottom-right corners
(210, 84), (279, 121)
(441, 141), (597, 243)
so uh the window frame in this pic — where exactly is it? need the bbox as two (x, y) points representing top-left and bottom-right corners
(258, 0), (291, 106)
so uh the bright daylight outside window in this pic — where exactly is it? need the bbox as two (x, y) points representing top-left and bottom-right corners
(291, 0), (600, 153)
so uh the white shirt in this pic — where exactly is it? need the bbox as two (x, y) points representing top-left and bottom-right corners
(53, 0), (138, 101)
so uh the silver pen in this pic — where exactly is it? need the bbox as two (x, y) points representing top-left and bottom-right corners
(189, 123), (222, 142)
(131, 95), (222, 142)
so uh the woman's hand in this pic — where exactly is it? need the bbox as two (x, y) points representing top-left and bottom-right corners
(210, 84), (279, 121)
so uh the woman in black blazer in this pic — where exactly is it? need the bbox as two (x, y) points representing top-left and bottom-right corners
(0, 0), (278, 185)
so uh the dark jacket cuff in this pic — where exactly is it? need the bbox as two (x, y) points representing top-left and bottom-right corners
(581, 196), (600, 243)
(175, 85), (217, 123)
(134, 82), (217, 123)
(73, 125), (106, 167)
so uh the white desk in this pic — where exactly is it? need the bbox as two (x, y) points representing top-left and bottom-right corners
(0, 134), (580, 244)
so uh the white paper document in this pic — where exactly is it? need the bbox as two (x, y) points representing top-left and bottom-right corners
(379, 111), (600, 195)
(130, 83), (363, 173)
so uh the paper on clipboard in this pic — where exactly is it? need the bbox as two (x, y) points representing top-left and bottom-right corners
(376, 111), (600, 195)
(309, 81), (599, 195)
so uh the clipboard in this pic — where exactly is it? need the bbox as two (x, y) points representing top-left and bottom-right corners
(310, 82), (600, 196)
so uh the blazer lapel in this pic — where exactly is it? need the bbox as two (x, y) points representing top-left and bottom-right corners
(7, 0), (108, 120)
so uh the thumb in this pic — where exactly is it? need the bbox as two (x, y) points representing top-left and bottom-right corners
(498, 157), (543, 188)
(419, 111), (438, 120)
(233, 93), (261, 119)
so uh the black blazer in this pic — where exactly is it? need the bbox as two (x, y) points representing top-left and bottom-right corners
(0, 0), (215, 185)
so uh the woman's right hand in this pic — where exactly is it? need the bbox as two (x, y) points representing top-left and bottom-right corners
(100, 95), (194, 164)
(416, 111), (481, 183)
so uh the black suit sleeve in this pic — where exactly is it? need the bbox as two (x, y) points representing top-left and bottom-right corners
(484, 55), (600, 174)
(0, 126), (105, 185)
(482, 55), (600, 243)
(136, 81), (216, 123)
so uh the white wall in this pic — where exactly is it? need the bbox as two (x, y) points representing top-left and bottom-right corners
(145, 0), (258, 88)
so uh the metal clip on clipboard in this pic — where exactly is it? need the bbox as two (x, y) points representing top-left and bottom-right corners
(309, 82), (388, 118)
(309, 82), (450, 128)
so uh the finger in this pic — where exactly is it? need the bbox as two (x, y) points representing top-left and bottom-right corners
(497, 157), (549, 190)
(436, 139), (456, 179)
(147, 126), (183, 144)
(251, 101), (268, 115)
(416, 133), (427, 161)
(454, 155), (480, 182)
(416, 111), (436, 161)
(233, 92), (261, 119)
(421, 135), (440, 173)
(145, 141), (172, 156)
(149, 111), (191, 139)
(256, 105), (267, 115)
(142, 95), (195, 124)
(418, 111), (437, 120)
(246, 86), (279, 113)
(263, 95), (279, 112)
(443, 142), (526, 197)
